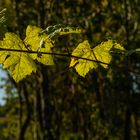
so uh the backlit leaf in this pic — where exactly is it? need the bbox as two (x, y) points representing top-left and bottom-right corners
(24, 25), (54, 65)
(0, 33), (37, 82)
(70, 40), (97, 77)
(93, 40), (125, 68)
(39, 24), (83, 39)
(70, 40), (125, 77)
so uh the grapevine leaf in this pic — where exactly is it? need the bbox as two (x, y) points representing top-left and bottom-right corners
(48, 26), (83, 39)
(93, 40), (125, 68)
(70, 40), (97, 77)
(0, 33), (37, 82)
(39, 24), (83, 39)
(24, 25), (54, 65)
(70, 40), (125, 77)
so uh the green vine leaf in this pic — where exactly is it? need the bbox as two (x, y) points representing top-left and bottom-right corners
(70, 40), (97, 77)
(70, 40), (125, 77)
(0, 33), (37, 82)
(92, 40), (125, 68)
(24, 25), (54, 65)
(39, 24), (83, 39)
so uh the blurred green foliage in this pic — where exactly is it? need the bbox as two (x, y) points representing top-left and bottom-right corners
(0, 0), (140, 140)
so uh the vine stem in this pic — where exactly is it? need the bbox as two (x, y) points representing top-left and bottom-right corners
(0, 47), (110, 66)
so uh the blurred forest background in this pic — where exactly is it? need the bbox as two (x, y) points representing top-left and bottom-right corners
(0, 0), (140, 140)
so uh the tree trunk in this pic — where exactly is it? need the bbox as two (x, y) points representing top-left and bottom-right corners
(124, 106), (131, 140)
(41, 65), (54, 140)
(18, 82), (32, 140)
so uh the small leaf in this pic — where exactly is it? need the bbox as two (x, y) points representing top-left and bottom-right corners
(24, 25), (54, 65)
(0, 33), (37, 82)
(40, 25), (83, 39)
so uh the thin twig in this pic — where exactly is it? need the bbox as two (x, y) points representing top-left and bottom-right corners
(0, 47), (110, 66)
